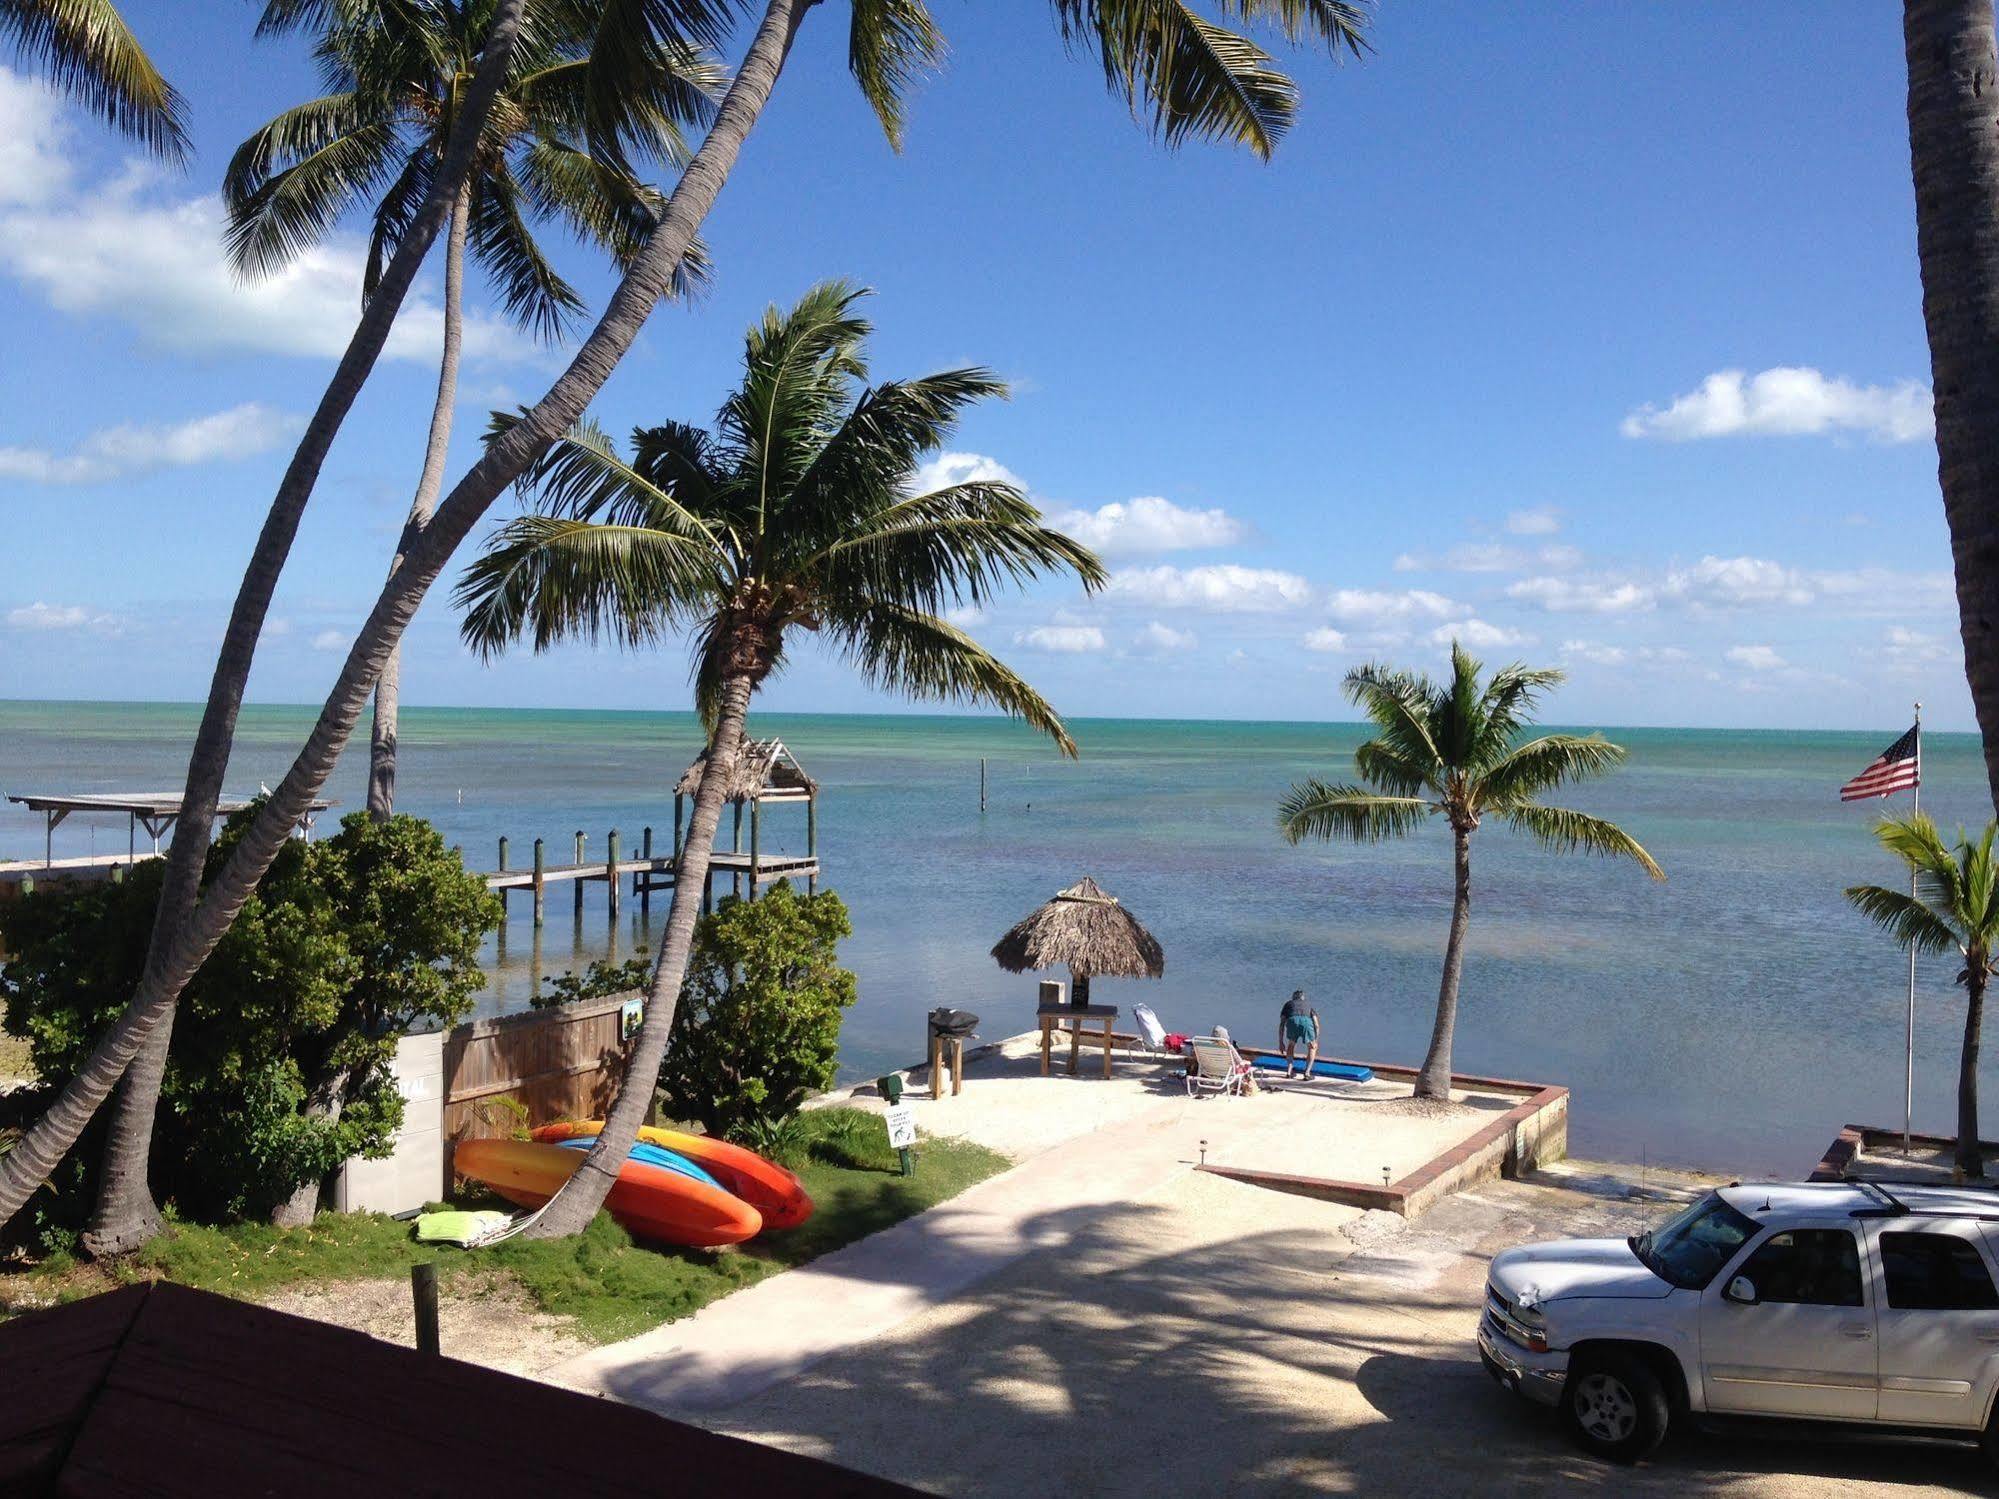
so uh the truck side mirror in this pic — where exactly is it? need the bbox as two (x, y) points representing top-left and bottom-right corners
(1724, 1275), (1759, 1305)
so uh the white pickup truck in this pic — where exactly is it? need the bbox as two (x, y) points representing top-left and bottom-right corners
(1478, 1180), (1999, 1464)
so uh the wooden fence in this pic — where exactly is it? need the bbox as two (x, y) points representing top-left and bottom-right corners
(441, 992), (639, 1161)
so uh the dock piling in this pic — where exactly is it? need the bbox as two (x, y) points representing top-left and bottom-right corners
(532, 838), (546, 927)
(497, 837), (509, 914)
(607, 828), (620, 922)
(640, 826), (653, 918)
(573, 830), (585, 918)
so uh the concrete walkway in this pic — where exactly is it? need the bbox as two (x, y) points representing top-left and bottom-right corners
(543, 1091), (1273, 1410)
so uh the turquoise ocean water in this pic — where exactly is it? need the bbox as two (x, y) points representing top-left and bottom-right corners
(1, 699), (1991, 1178)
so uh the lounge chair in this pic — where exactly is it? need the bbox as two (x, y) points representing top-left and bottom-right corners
(1132, 1002), (1173, 1056)
(1186, 1035), (1251, 1098)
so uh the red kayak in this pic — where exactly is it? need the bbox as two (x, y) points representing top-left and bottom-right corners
(532, 1121), (814, 1230)
(454, 1137), (763, 1248)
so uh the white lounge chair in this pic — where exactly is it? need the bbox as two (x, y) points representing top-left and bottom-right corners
(1186, 1035), (1251, 1098)
(1132, 1002), (1171, 1056)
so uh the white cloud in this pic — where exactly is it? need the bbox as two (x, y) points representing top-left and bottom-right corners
(0, 403), (303, 485)
(7, 601), (122, 634)
(909, 451), (1025, 496)
(1301, 627), (1347, 653)
(944, 604), (986, 628)
(1663, 555), (1813, 609)
(1507, 506), (1562, 536)
(1324, 588), (1467, 627)
(1014, 623), (1105, 653)
(1884, 626), (1952, 666)
(1047, 495), (1245, 555)
(1812, 567), (1956, 616)
(1105, 564), (1311, 614)
(1507, 576), (1655, 614)
(1429, 618), (1525, 650)
(1560, 639), (1627, 666)
(0, 68), (70, 209)
(311, 629), (346, 652)
(1134, 621), (1197, 652)
(1393, 541), (1580, 574)
(1621, 367), (1933, 443)
(0, 74), (530, 365)
(1726, 644), (1786, 672)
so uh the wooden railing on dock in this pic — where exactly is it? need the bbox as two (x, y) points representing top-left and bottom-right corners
(482, 824), (818, 929)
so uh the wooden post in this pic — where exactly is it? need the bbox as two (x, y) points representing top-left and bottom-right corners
(748, 802), (760, 902)
(807, 793), (818, 894)
(702, 868), (714, 915)
(731, 803), (743, 898)
(606, 828), (620, 922)
(574, 830), (585, 918)
(980, 757), (987, 813)
(497, 836), (509, 915)
(498, 836), (509, 871)
(411, 1263), (440, 1356)
(532, 837), (546, 928)
(673, 795), (684, 860)
(640, 826), (653, 918)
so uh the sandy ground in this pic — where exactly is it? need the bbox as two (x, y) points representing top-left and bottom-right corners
(824, 1031), (1520, 1185)
(257, 1271), (590, 1378)
(689, 1161), (1992, 1496)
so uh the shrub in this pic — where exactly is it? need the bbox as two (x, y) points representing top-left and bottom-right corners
(657, 882), (856, 1141)
(0, 809), (499, 1224)
(531, 952), (652, 1009)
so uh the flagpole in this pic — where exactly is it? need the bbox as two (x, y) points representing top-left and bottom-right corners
(1905, 701), (1922, 1156)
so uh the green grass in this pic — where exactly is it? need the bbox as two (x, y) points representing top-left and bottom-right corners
(0, 1108), (1008, 1344)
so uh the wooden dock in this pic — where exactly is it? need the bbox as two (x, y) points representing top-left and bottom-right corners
(483, 826), (818, 928)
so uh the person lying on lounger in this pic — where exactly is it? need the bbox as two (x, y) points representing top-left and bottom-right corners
(1277, 989), (1320, 1079)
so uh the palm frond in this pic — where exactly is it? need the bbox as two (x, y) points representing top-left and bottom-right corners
(467, 164), (587, 341)
(1476, 734), (1626, 811)
(516, 138), (709, 298)
(222, 94), (404, 279)
(1278, 779), (1432, 845)
(1352, 738), (1431, 798)
(3, 0), (190, 159)
(515, 415), (724, 541)
(1342, 662), (1443, 774)
(1846, 884), (1964, 958)
(824, 601), (1079, 756)
(1502, 804), (1664, 879)
(1213, 0), (1370, 54)
(848, 0), (945, 150)
(574, 0), (732, 174)
(1050, 0), (1299, 160)
(454, 514), (723, 656)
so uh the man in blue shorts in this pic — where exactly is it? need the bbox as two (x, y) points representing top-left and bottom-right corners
(1277, 989), (1320, 1079)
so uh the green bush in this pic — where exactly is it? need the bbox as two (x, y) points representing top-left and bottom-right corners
(657, 882), (856, 1142)
(531, 952), (652, 1009)
(0, 809), (499, 1224)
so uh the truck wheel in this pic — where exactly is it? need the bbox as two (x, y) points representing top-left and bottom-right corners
(1563, 1351), (1669, 1464)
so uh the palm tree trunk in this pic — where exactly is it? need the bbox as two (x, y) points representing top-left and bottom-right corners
(369, 181), (472, 821)
(1417, 825), (1473, 1100)
(1961, 964), (1987, 1179)
(1905, 0), (1999, 813)
(523, 673), (755, 1238)
(0, 0), (807, 1240)
(73, 8), (527, 1271)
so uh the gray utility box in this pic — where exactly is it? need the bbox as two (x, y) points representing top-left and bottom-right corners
(333, 1029), (446, 1216)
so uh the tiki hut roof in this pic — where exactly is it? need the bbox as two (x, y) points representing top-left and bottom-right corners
(675, 737), (817, 804)
(990, 876), (1165, 981)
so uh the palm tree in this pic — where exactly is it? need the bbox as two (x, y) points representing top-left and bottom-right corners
(1847, 815), (1999, 1179)
(2, 0), (188, 159)
(457, 281), (1105, 1234)
(1905, 1), (1999, 812)
(227, 0), (720, 821)
(1278, 644), (1663, 1100)
(0, 0), (1370, 1244)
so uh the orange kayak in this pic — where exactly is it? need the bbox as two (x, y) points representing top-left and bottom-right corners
(454, 1137), (763, 1248)
(532, 1121), (815, 1230)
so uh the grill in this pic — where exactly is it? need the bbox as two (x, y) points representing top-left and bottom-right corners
(927, 1008), (979, 1040)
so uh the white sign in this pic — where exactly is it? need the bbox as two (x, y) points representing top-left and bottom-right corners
(883, 1104), (917, 1150)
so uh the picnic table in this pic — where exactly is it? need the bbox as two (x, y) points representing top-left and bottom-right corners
(1037, 1003), (1118, 1079)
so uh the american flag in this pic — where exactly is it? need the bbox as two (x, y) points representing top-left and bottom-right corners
(1840, 724), (1921, 802)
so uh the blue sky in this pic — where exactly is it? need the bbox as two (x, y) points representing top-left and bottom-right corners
(0, 2), (1966, 730)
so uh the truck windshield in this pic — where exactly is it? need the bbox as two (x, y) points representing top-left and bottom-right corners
(1630, 1192), (1758, 1290)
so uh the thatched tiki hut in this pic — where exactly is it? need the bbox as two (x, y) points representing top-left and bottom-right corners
(673, 737), (819, 905)
(990, 876), (1164, 1008)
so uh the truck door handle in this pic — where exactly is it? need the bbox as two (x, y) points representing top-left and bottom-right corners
(1841, 1324), (1873, 1340)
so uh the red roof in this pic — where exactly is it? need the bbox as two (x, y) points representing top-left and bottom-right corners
(0, 1281), (926, 1497)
